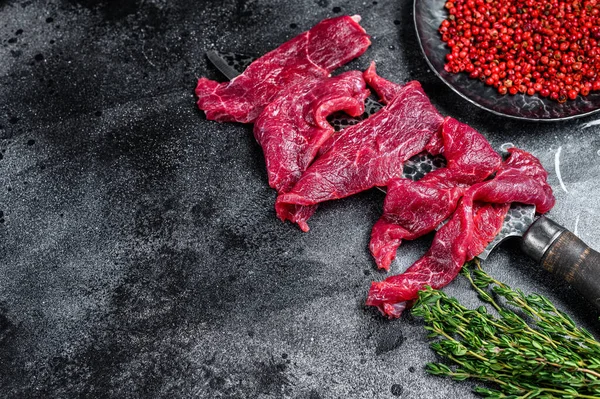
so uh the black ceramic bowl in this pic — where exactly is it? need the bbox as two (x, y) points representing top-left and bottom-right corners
(414, 0), (600, 121)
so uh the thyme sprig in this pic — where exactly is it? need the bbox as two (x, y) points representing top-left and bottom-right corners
(412, 259), (600, 399)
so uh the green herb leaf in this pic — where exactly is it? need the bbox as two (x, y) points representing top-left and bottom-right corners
(412, 260), (600, 398)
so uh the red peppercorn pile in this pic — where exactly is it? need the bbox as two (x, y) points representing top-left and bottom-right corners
(439, 0), (600, 102)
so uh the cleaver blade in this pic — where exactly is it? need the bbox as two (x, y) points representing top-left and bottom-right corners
(477, 202), (536, 260)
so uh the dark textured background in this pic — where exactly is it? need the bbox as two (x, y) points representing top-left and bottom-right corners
(0, 1), (599, 398)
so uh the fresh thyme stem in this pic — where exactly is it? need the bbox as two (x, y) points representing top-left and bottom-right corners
(412, 260), (600, 399)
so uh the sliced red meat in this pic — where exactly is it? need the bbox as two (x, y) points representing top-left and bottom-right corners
(366, 148), (555, 318)
(363, 61), (404, 104)
(275, 63), (444, 231)
(195, 16), (371, 123)
(467, 148), (555, 214)
(370, 117), (503, 270)
(254, 71), (370, 231)
(254, 71), (369, 193)
(466, 202), (511, 260)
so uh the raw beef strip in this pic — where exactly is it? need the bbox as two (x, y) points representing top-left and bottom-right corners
(254, 71), (369, 193)
(275, 63), (444, 231)
(254, 71), (370, 231)
(366, 148), (556, 318)
(195, 15), (371, 123)
(362, 61), (404, 104)
(369, 117), (503, 270)
(465, 203), (511, 260)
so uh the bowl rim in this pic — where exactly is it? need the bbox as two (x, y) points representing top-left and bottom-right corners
(413, 0), (600, 122)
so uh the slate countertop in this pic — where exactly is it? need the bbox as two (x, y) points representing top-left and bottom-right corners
(1, 1), (599, 398)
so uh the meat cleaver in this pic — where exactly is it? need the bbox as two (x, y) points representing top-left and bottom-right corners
(205, 50), (600, 310)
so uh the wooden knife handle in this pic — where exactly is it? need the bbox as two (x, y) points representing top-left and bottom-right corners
(522, 216), (600, 311)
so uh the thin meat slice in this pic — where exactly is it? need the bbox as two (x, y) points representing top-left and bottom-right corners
(466, 202), (511, 260)
(370, 117), (503, 270)
(254, 72), (369, 193)
(195, 15), (371, 123)
(363, 61), (404, 104)
(275, 63), (444, 231)
(254, 71), (370, 231)
(369, 185), (465, 273)
(366, 148), (556, 318)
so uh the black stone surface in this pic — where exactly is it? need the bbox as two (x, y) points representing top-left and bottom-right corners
(0, 1), (599, 398)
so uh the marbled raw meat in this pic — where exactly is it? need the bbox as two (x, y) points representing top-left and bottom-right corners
(275, 63), (444, 231)
(369, 117), (503, 271)
(195, 15), (371, 123)
(254, 71), (370, 230)
(366, 148), (556, 318)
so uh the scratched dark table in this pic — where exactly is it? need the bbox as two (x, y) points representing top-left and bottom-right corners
(1, 0), (599, 398)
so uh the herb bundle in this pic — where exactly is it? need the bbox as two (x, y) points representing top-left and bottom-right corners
(412, 260), (600, 399)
